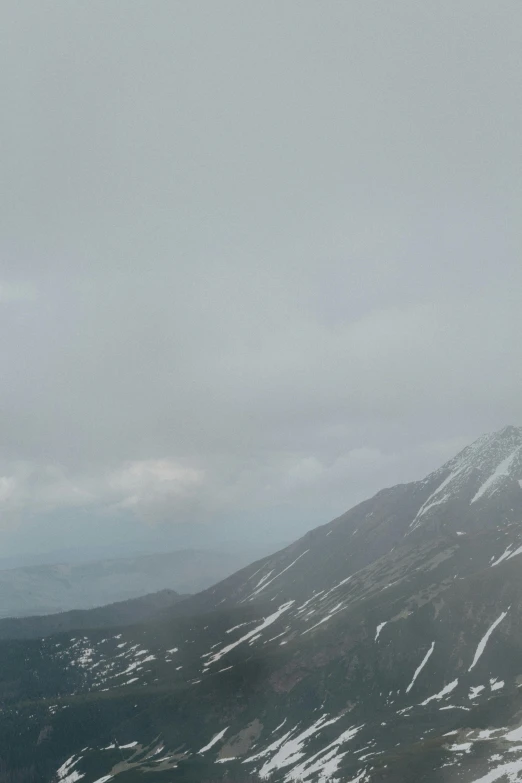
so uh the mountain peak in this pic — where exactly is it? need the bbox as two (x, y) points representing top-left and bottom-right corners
(409, 425), (522, 534)
(449, 424), (522, 476)
(497, 424), (522, 438)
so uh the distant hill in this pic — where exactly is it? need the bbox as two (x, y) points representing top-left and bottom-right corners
(0, 588), (185, 640)
(0, 548), (263, 618)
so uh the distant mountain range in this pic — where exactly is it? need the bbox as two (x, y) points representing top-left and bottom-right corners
(0, 588), (185, 640)
(0, 547), (267, 618)
(2, 426), (522, 782)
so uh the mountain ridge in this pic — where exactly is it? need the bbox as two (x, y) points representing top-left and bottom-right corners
(2, 425), (522, 783)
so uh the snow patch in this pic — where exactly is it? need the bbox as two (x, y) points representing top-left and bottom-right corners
(468, 610), (509, 671)
(449, 742), (473, 752)
(491, 546), (513, 567)
(468, 685), (485, 699)
(471, 446), (521, 503)
(374, 622), (387, 642)
(248, 551), (309, 600)
(198, 727), (229, 753)
(319, 576), (353, 602)
(405, 641), (435, 693)
(420, 678), (458, 705)
(302, 602), (345, 635)
(204, 602), (294, 666)
(505, 725), (522, 742)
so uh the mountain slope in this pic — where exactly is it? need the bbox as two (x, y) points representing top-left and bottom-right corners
(3, 426), (522, 783)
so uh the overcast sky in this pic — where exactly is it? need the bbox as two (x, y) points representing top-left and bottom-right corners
(1, 1), (521, 559)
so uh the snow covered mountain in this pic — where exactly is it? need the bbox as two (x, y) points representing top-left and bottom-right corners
(3, 425), (522, 783)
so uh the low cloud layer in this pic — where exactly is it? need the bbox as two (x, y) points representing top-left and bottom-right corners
(1, 2), (521, 556)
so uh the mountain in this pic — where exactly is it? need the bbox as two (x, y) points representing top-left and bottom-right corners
(0, 589), (185, 640)
(2, 426), (522, 782)
(0, 548), (268, 619)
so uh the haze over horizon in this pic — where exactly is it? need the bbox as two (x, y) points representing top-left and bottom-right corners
(1, 1), (521, 560)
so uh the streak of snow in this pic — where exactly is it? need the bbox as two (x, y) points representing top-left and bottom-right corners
(147, 744), (164, 759)
(302, 602), (345, 635)
(468, 610), (509, 671)
(226, 621), (256, 634)
(115, 661), (142, 677)
(420, 678), (458, 705)
(505, 725), (522, 742)
(415, 493), (451, 522)
(253, 571), (274, 590)
(198, 727), (229, 753)
(410, 465), (468, 530)
(405, 642), (435, 693)
(57, 757), (80, 780)
(507, 543), (522, 562)
(491, 546), (513, 567)
(375, 622), (387, 641)
(469, 685), (485, 699)
(249, 634), (262, 644)
(449, 742), (472, 752)
(248, 551), (309, 600)
(244, 730), (295, 763)
(440, 705), (470, 711)
(257, 714), (342, 778)
(319, 576), (353, 602)
(248, 564), (266, 581)
(478, 730), (504, 739)
(61, 773), (84, 783)
(471, 446), (521, 503)
(204, 602), (294, 666)
(286, 724), (363, 782)
(296, 592), (324, 613)
(490, 679), (504, 691)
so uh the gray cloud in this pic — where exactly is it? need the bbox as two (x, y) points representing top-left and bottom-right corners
(1, 1), (521, 555)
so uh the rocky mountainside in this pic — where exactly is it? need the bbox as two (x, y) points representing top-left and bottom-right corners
(2, 426), (522, 783)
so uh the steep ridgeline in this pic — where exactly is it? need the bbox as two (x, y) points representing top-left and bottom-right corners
(3, 426), (522, 783)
